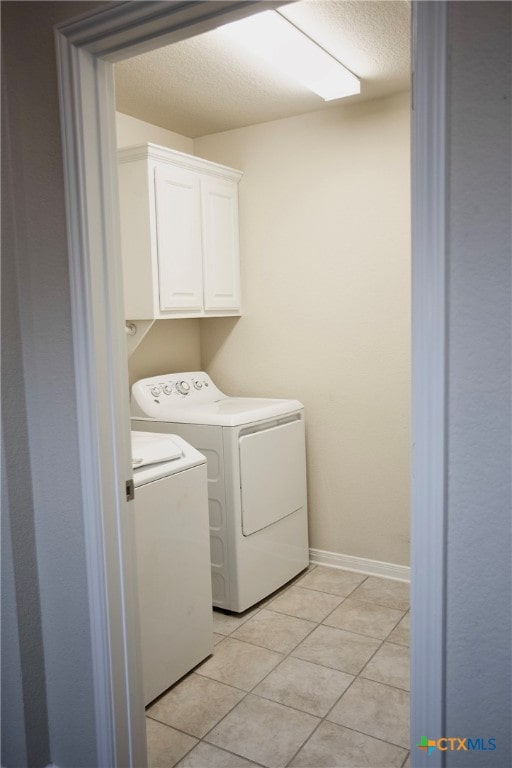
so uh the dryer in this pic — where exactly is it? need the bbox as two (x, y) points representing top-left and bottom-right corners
(131, 373), (309, 613)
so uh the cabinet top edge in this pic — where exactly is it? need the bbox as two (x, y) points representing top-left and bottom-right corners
(118, 142), (243, 180)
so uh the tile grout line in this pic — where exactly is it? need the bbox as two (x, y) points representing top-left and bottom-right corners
(282, 712), (326, 768)
(271, 571), (410, 763)
(201, 573), (409, 764)
(205, 623), (411, 678)
(319, 617), (407, 643)
(198, 577), (360, 766)
(264, 594), (346, 623)
(321, 676), (410, 749)
(299, 578), (409, 612)
(354, 674), (410, 694)
(196, 583), (327, 765)
(357, 638), (410, 690)
(345, 602), (410, 690)
(148, 567), (409, 767)
(281, 666), (409, 766)
(222, 571), (391, 662)
(296, 598), (410, 759)
(230, 620), (318, 654)
(184, 571), (325, 766)
(153, 667), (409, 762)
(320, 601), (408, 633)
(283, 719), (409, 768)
(201, 575), (410, 762)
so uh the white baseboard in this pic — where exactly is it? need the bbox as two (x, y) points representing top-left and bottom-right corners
(309, 548), (410, 583)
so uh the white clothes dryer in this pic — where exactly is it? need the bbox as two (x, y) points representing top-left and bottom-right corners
(131, 373), (309, 613)
(131, 431), (213, 704)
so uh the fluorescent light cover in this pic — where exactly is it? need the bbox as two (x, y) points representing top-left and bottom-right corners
(220, 11), (360, 101)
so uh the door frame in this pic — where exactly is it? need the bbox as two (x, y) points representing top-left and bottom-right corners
(54, 1), (448, 764)
(410, 3), (448, 766)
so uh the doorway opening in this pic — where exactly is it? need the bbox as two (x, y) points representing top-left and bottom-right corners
(113, 10), (411, 760)
(55, 2), (448, 765)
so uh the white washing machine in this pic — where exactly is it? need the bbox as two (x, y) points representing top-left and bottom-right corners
(131, 373), (309, 613)
(131, 431), (213, 704)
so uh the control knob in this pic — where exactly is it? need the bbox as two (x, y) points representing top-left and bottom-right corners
(150, 386), (160, 397)
(193, 380), (203, 390)
(162, 385), (172, 395)
(176, 380), (191, 396)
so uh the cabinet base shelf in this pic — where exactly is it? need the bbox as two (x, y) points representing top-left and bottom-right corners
(126, 320), (155, 356)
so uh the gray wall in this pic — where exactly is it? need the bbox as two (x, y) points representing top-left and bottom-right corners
(1, 77), (50, 766)
(445, 3), (511, 765)
(1, 3), (108, 766)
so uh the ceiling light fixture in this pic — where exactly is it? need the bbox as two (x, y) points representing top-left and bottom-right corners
(219, 10), (360, 101)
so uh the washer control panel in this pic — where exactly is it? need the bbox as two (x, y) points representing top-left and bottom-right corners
(132, 372), (225, 415)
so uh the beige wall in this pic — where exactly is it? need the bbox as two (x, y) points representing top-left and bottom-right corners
(116, 111), (193, 153)
(127, 319), (201, 387)
(195, 93), (411, 565)
(116, 112), (201, 383)
(116, 96), (411, 565)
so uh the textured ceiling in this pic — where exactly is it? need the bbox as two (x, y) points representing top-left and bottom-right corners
(114, 0), (410, 138)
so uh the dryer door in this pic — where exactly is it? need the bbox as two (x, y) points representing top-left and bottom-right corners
(239, 417), (306, 536)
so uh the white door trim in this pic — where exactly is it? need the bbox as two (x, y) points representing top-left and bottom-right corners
(411, 2), (448, 764)
(54, 0), (448, 764)
(54, 2), (278, 765)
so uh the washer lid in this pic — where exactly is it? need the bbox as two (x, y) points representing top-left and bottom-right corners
(131, 431), (182, 468)
(131, 431), (206, 487)
(133, 397), (304, 427)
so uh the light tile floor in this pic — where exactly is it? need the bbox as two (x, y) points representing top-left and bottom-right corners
(146, 566), (410, 768)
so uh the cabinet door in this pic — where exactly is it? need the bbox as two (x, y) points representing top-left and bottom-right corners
(200, 177), (241, 312)
(154, 164), (203, 312)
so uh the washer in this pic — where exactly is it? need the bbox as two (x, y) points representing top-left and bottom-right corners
(131, 373), (309, 613)
(131, 431), (213, 704)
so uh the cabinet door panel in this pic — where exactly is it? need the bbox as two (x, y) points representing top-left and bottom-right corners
(201, 178), (241, 312)
(154, 165), (203, 312)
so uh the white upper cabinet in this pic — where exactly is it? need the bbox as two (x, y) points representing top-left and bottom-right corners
(201, 176), (241, 312)
(154, 163), (203, 312)
(118, 143), (242, 319)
